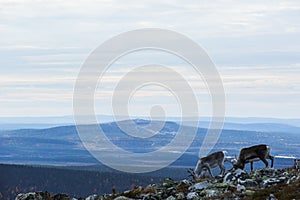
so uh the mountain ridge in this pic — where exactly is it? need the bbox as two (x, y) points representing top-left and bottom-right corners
(0, 119), (299, 168)
(1, 115), (300, 130)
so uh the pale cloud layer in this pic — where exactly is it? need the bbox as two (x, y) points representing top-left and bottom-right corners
(0, 0), (299, 118)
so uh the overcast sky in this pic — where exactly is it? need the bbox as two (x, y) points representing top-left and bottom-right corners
(0, 0), (300, 118)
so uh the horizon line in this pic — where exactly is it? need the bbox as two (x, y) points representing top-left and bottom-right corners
(0, 115), (300, 120)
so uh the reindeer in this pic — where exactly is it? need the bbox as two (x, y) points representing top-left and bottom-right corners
(233, 144), (274, 171)
(188, 151), (228, 178)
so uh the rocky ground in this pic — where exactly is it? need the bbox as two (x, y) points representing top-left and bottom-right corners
(16, 167), (300, 200)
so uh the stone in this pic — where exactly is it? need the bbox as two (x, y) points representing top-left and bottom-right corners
(186, 192), (199, 200)
(113, 196), (133, 200)
(175, 192), (185, 200)
(85, 194), (102, 200)
(263, 178), (282, 187)
(233, 169), (246, 176)
(224, 172), (236, 183)
(188, 181), (211, 191)
(258, 168), (276, 177)
(53, 193), (70, 200)
(237, 184), (246, 192)
(205, 189), (218, 197)
(245, 190), (255, 196)
(267, 194), (278, 200)
(140, 193), (158, 200)
(181, 179), (191, 185)
(162, 178), (175, 188)
(166, 187), (176, 196)
(16, 192), (42, 200)
(165, 196), (176, 200)
(238, 178), (258, 187)
(278, 176), (286, 181)
(224, 169), (251, 183)
(282, 172), (288, 176)
(16, 192), (53, 200)
(214, 182), (230, 188)
(228, 184), (237, 192)
(287, 175), (297, 184)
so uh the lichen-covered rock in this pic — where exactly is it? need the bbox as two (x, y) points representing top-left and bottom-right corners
(263, 178), (282, 187)
(53, 193), (70, 200)
(16, 192), (43, 200)
(223, 169), (250, 183)
(237, 184), (246, 192)
(213, 182), (230, 188)
(162, 178), (175, 188)
(267, 194), (278, 200)
(188, 181), (211, 191)
(165, 195), (176, 200)
(234, 169), (246, 176)
(204, 189), (218, 197)
(180, 179), (191, 185)
(175, 192), (185, 200)
(139, 193), (157, 200)
(16, 192), (55, 200)
(186, 192), (199, 200)
(113, 196), (133, 200)
(238, 178), (258, 187)
(85, 194), (104, 200)
(245, 190), (255, 196)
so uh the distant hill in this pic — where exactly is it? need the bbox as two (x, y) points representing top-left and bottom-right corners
(191, 121), (300, 134)
(0, 119), (299, 168)
(1, 115), (300, 130)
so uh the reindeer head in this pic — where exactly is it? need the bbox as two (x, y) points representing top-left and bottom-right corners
(232, 161), (245, 170)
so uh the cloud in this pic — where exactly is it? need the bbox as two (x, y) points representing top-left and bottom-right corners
(0, 0), (299, 117)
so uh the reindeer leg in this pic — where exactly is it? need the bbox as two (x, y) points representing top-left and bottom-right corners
(219, 164), (226, 175)
(202, 163), (213, 178)
(250, 161), (254, 171)
(260, 157), (269, 168)
(268, 155), (274, 168)
(194, 161), (201, 178)
(207, 167), (214, 178)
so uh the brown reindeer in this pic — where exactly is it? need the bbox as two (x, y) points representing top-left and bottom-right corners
(233, 144), (274, 171)
(189, 151), (228, 178)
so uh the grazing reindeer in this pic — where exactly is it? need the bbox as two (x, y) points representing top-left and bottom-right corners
(233, 144), (274, 171)
(188, 151), (227, 178)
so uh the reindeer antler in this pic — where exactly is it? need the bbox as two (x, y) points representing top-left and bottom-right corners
(187, 168), (196, 180)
